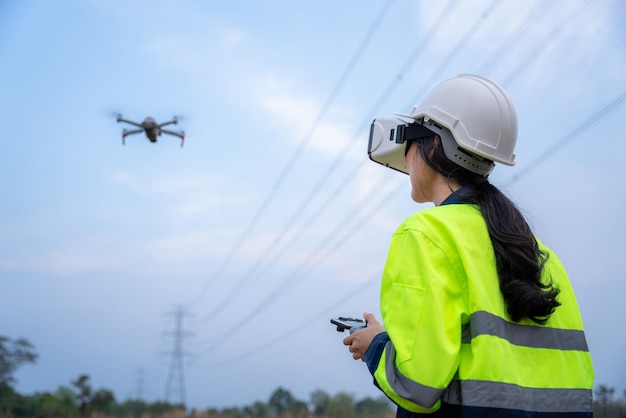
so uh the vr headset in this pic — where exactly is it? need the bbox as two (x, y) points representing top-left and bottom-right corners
(368, 117), (496, 176)
(367, 118), (437, 174)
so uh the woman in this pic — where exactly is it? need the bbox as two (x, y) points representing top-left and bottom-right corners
(343, 74), (593, 417)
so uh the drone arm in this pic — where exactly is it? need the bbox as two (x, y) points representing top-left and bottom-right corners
(123, 128), (144, 137)
(160, 129), (186, 147)
(118, 117), (144, 128)
(121, 128), (144, 145)
(158, 118), (178, 128)
(160, 129), (184, 139)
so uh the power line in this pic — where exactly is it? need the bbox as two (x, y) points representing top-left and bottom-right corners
(194, 85), (626, 366)
(187, 0), (397, 309)
(196, 158), (382, 326)
(194, 86), (626, 364)
(365, 0), (458, 120)
(477, 0), (557, 76)
(197, 273), (380, 367)
(192, 0), (516, 354)
(193, 2), (626, 370)
(500, 0), (592, 87)
(405, 0), (500, 108)
(194, 181), (405, 357)
(191, 1), (614, 365)
(191, 0), (474, 323)
(502, 91), (626, 187)
(195, 0), (458, 326)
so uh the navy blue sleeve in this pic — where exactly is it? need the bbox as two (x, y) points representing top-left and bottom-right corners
(365, 331), (390, 376)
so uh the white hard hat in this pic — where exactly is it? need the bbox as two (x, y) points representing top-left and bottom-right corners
(402, 74), (518, 170)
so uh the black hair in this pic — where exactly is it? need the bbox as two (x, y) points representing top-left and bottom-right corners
(408, 137), (561, 324)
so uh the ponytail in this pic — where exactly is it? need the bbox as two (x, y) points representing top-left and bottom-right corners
(411, 136), (560, 324)
(474, 181), (560, 324)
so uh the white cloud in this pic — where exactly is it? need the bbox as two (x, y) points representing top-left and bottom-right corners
(238, 73), (361, 159)
(0, 247), (111, 276)
(218, 27), (246, 47)
(0, 229), (236, 276)
(111, 169), (144, 192)
(142, 35), (214, 73)
(109, 169), (255, 211)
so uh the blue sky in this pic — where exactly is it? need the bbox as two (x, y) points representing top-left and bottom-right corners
(1, 0), (625, 411)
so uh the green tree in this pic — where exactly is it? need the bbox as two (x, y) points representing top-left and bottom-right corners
(0, 384), (20, 416)
(325, 392), (355, 418)
(243, 400), (270, 418)
(53, 386), (78, 417)
(355, 396), (392, 418)
(91, 388), (115, 412)
(269, 387), (295, 416)
(72, 374), (92, 418)
(291, 399), (308, 418)
(0, 336), (38, 386)
(71, 374), (115, 418)
(204, 406), (220, 418)
(29, 387), (76, 418)
(109, 398), (148, 416)
(266, 387), (309, 418)
(106, 398), (184, 417)
(310, 389), (330, 416)
(595, 384), (616, 418)
(221, 405), (243, 418)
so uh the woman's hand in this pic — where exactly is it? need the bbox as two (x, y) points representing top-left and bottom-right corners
(343, 312), (385, 361)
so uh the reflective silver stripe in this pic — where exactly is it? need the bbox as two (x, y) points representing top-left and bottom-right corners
(461, 311), (589, 351)
(443, 379), (593, 413)
(384, 341), (444, 408)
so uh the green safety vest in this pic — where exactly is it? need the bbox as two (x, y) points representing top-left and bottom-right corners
(373, 203), (593, 414)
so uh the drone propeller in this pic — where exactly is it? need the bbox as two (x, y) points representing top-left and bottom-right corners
(170, 114), (188, 124)
(105, 108), (124, 119)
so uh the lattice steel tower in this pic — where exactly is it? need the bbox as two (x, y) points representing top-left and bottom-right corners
(164, 306), (191, 405)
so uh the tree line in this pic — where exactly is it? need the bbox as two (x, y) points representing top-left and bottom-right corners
(0, 335), (392, 418)
(1, 335), (625, 418)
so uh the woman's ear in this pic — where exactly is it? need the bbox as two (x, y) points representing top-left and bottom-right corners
(429, 135), (441, 159)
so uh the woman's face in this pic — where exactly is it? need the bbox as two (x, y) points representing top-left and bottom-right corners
(405, 141), (436, 203)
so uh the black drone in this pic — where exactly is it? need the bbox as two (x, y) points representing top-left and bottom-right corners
(116, 114), (186, 147)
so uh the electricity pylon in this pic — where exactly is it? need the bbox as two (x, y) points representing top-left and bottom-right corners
(163, 306), (192, 405)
